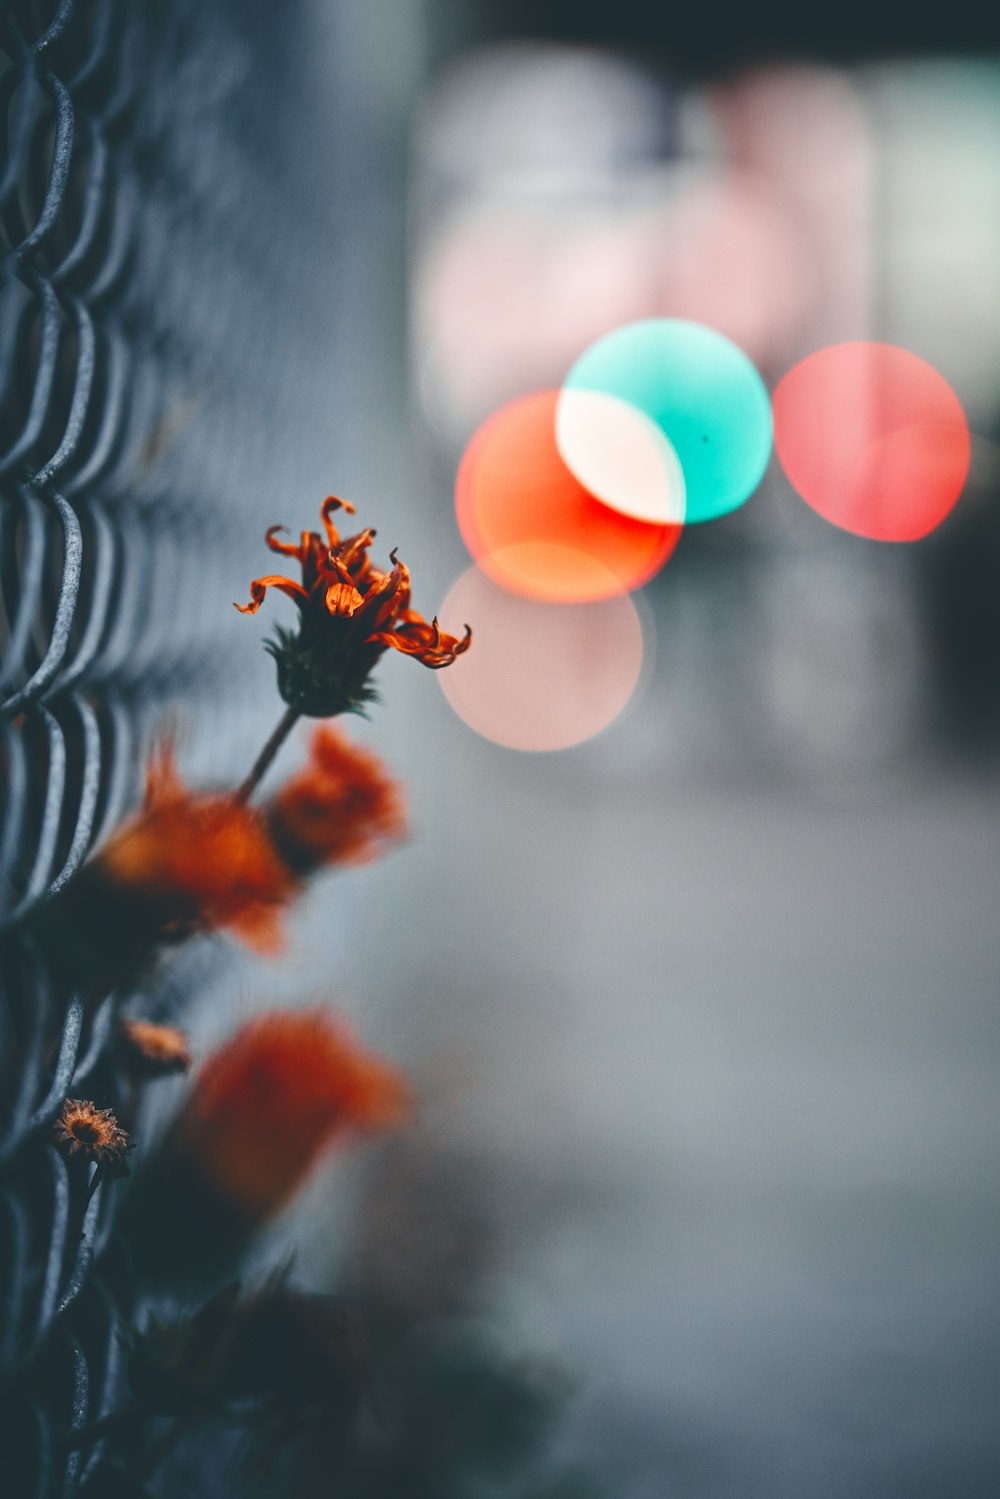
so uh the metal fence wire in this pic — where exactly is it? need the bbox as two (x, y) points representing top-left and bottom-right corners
(0, 1), (344, 1491)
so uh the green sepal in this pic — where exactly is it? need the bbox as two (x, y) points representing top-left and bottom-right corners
(265, 624), (381, 719)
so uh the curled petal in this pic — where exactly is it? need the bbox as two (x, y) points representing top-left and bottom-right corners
(300, 532), (332, 592)
(370, 617), (472, 668)
(264, 525), (308, 560)
(321, 494), (356, 547)
(390, 549), (412, 615)
(357, 556), (406, 633)
(325, 581), (365, 617)
(323, 553), (358, 588)
(234, 575), (310, 615)
(422, 624), (473, 667)
(350, 553), (382, 592)
(337, 527), (377, 571)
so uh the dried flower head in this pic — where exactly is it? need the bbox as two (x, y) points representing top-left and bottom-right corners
(52, 1098), (133, 1178)
(98, 744), (294, 956)
(234, 496), (472, 716)
(120, 1018), (192, 1076)
(268, 724), (406, 876)
(178, 1010), (412, 1223)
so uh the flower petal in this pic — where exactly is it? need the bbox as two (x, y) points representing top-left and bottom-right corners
(233, 576), (310, 614)
(370, 616), (472, 667)
(325, 581), (365, 617)
(357, 553), (407, 633)
(265, 525), (308, 560)
(337, 527), (377, 572)
(226, 901), (287, 956)
(145, 742), (185, 809)
(321, 494), (356, 547)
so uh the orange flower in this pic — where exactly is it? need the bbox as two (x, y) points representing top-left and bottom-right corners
(234, 496), (472, 717)
(120, 1018), (192, 1075)
(268, 724), (406, 876)
(177, 1010), (411, 1223)
(98, 745), (293, 956)
(28, 747), (296, 998)
(52, 1098), (133, 1178)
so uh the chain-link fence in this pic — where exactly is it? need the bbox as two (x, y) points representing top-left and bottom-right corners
(0, 2), (350, 1490)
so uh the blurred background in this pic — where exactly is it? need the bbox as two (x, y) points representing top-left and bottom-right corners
(5, 0), (1000, 1493)
(197, 3), (1000, 1496)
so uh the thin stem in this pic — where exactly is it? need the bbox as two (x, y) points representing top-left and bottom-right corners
(60, 1403), (138, 1452)
(63, 1159), (95, 1246)
(233, 705), (300, 805)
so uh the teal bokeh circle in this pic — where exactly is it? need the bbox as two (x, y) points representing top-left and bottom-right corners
(561, 319), (773, 524)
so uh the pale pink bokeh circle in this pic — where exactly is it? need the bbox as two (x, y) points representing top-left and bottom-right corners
(437, 550), (646, 752)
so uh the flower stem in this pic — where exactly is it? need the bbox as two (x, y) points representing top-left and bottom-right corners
(233, 706), (300, 805)
(65, 1161), (97, 1245)
(60, 1403), (138, 1452)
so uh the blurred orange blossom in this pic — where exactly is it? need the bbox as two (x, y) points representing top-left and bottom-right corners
(268, 723), (406, 876)
(96, 745), (294, 955)
(177, 1010), (411, 1223)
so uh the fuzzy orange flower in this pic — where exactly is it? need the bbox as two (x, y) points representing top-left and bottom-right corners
(120, 1018), (193, 1076)
(97, 745), (293, 956)
(234, 496), (471, 717)
(177, 1010), (411, 1223)
(28, 747), (296, 999)
(267, 724), (406, 876)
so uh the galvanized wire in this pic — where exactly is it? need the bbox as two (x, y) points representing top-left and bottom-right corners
(0, 1), (348, 1490)
(0, 7), (184, 1490)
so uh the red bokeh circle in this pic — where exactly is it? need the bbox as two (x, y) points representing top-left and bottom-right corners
(773, 343), (970, 542)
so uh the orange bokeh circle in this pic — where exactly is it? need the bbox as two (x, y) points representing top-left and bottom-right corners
(455, 389), (681, 602)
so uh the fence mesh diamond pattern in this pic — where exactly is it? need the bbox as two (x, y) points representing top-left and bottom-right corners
(0, 1), (342, 1490)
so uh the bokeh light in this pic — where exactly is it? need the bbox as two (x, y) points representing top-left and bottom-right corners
(773, 342), (971, 541)
(416, 201), (665, 447)
(561, 319), (773, 524)
(437, 554), (645, 752)
(651, 174), (813, 368)
(456, 389), (681, 602)
(554, 387), (686, 525)
(708, 66), (874, 353)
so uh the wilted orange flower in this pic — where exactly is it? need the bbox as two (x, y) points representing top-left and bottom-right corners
(121, 1018), (192, 1075)
(268, 724), (406, 876)
(53, 1098), (133, 1178)
(178, 1010), (411, 1223)
(98, 745), (293, 956)
(234, 496), (472, 717)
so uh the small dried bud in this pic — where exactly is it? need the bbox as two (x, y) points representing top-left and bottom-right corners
(120, 1018), (192, 1076)
(52, 1098), (133, 1179)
